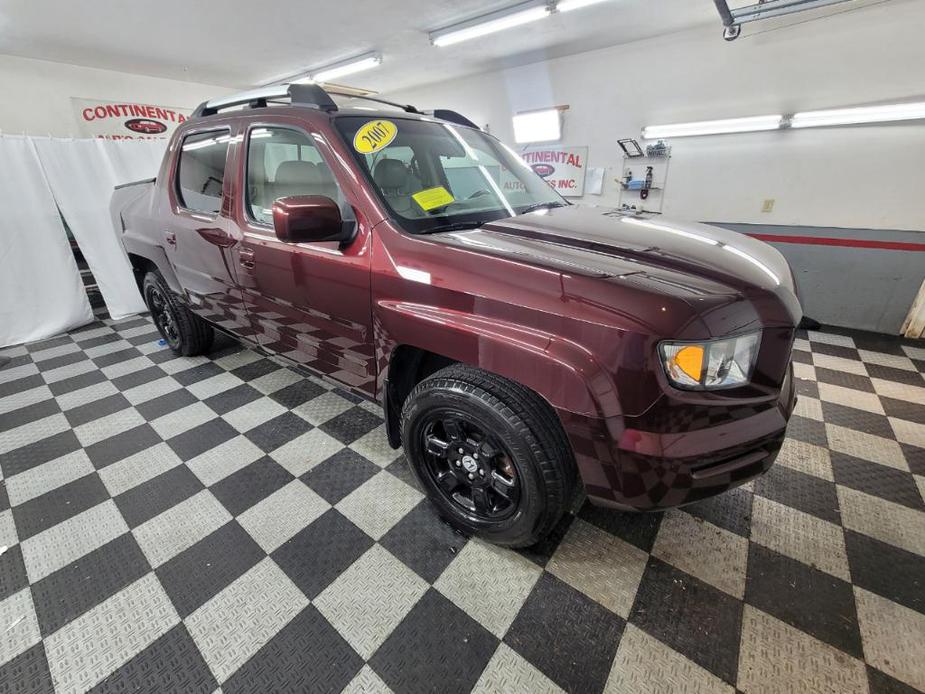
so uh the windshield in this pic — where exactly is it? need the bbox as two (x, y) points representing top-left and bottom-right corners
(335, 115), (567, 233)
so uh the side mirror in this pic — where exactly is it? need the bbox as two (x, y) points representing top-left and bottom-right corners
(272, 195), (355, 245)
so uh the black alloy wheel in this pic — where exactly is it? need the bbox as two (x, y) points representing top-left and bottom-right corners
(420, 412), (520, 520)
(146, 283), (180, 350)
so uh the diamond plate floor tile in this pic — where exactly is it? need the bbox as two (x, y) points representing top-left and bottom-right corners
(5, 449), (94, 506)
(0, 642), (55, 694)
(837, 486), (925, 556)
(43, 573), (179, 694)
(315, 544), (428, 660)
(547, 516), (648, 617)
(335, 471), (423, 541)
(652, 511), (748, 599)
(0, 587), (41, 667)
(184, 557), (308, 684)
(435, 539), (541, 638)
(341, 664), (393, 694)
(605, 623), (733, 694)
(236, 479), (329, 553)
(854, 588), (925, 691)
(472, 643), (563, 694)
(737, 605), (868, 694)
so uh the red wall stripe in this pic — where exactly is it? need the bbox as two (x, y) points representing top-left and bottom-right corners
(746, 232), (925, 252)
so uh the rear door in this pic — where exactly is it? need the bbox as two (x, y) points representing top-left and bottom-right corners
(164, 125), (252, 336)
(232, 120), (375, 395)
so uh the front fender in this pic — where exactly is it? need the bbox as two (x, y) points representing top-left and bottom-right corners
(375, 300), (620, 419)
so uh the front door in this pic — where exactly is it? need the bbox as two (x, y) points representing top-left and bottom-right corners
(165, 126), (251, 336)
(234, 122), (375, 396)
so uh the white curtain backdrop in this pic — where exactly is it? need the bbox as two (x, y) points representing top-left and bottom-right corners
(33, 137), (166, 320)
(0, 136), (94, 348)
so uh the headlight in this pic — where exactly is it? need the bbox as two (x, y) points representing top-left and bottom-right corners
(659, 332), (760, 390)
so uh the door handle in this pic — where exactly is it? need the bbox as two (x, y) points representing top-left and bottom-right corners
(239, 248), (256, 269)
(164, 231), (176, 246)
(196, 227), (237, 248)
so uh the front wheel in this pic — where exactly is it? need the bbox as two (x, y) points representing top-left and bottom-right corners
(143, 271), (214, 356)
(401, 364), (576, 548)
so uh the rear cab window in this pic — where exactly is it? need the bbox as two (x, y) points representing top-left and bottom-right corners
(175, 129), (232, 214)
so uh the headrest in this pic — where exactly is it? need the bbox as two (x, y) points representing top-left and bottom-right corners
(373, 159), (408, 190)
(275, 160), (320, 187)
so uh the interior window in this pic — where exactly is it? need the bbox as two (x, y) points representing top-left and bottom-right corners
(246, 126), (349, 225)
(176, 130), (231, 214)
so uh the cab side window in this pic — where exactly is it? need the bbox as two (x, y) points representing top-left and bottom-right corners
(176, 130), (231, 214)
(246, 126), (350, 226)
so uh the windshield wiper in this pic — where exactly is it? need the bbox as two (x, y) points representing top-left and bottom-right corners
(421, 220), (487, 234)
(518, 201), (568, 215)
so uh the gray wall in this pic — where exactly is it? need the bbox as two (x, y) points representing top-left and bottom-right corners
(712, 223), (925, 335)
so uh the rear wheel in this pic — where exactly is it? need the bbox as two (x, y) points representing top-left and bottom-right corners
(143, 272), (214, 356)
(401, 364), (576, 548)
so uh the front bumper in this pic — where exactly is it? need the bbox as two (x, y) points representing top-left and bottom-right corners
(562, 364), (796, 511)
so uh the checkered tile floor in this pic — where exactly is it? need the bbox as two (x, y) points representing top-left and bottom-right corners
(1, 315), (924, 694)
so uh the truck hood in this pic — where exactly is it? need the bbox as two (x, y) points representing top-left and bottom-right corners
(428, 206), (801, 333)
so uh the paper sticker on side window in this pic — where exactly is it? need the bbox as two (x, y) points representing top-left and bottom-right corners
(353, 120), (398, 154)
(412, 186), (455, 211)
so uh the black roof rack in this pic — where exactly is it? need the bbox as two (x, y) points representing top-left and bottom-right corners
(190, 83), (480, 130)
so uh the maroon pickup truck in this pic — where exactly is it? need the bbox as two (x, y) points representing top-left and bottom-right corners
(112, 84), (800, 547)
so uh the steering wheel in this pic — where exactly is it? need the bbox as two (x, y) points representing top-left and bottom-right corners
(467, 189), (492, 200)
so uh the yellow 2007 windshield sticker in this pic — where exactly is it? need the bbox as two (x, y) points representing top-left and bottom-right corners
(354, 120), (398, 154)
(412, 186), (455, 211)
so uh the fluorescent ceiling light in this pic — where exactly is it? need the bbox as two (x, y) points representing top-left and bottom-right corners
(642, 115), (783, 139)
(791, 101), (925, 128)
(557, 0), (612, 11)
(431, 3), (549, 47)
(512, 109), (561, 143)
(310, 53), (382, 83)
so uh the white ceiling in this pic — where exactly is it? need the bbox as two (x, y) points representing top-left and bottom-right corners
(0, 0), (719, 93)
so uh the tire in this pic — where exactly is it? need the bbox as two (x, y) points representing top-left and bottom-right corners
(401, 364), (576, 548)
(143, 271), (214, 356)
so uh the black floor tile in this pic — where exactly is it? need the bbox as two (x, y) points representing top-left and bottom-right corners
(0, 398), (60, 433)
(245, 412), (313, 453)
(27, 335), (73, 352)
(844, 530), (925, 614)
(203, 383), (262, 416)
(36, 350), (88, 372)
(0, 430), (81, 477)
(0, 642), (55, 694)
(505, 573), (625, 693)
(384, 456), (420, 491)
(683, 486), (753, 537)
(224, 606), (362, 694)
(12, 473), (110, 540)
(230, 358), (282, 382)
(157, 521), (263, 618)
(0, 372), (44, 399)
(92, 347), (142, 369)
(0, 544), (29, 602)
(578, 501), (663, 552)
(785, 414), (829, 447)
(320, 406), (383, 444)
(210, 457), (293, 516)
(31, 534), (150, 636)
(380, 501), (467, 583)
(745, 543), (862, 658)
(269, 379), (326, 409)
(167, 418), (237, 461)
(371, 589), (498, 694)
(110, 365), (165, 392)
(630, 558), (742, 684)
(515, 511), (576, 568)
(821, 401), (895, 439)
(172, 362), (225, 386)
(47, 369), (106, 396)
(272, 509), (373, 600)
(815, 367), (876, 393)
(115, 465), (204, 528)
(302, 449), (379, 505)
(867, 665), (922, 694)
(135, 388), (198, 421)
(75, 332), (121, 350)
(794, 377), (819, 399)
(867, 363), (925, 386)
(84, 423), (162, 469)
(88, 625), (217, 694)
(880, 396), (925, 425)
(64, 393), (132, 428)
(832, 453), (924, 511)
(902, 444), (925, 477)
(754, 464), (841, 524)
